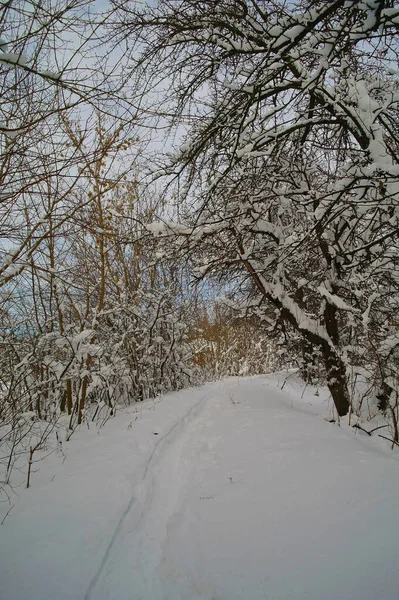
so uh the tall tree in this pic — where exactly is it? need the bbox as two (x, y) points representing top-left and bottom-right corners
(114, 0), (399, 417)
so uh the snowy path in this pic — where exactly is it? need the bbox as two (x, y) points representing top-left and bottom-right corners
(83, 390), (210, 600)
(1, 376), (399, 600)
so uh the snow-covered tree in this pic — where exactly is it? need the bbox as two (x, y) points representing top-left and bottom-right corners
(115, 0), (399, 417)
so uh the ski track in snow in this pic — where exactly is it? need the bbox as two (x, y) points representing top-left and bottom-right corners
(84, 389), (211, 600)
(2, 375), (399, 600)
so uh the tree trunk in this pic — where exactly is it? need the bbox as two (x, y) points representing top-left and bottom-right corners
(66, 379), (73, 415)
(322, 300), (350, 416)
(322, 345), (350, 416)
(300, 339), (316, 384)
(242, 261), (351, 417)
(78, 378), (86, 425)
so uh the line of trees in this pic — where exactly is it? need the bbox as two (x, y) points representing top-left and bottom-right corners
(0, 1), (201, 491)
(1, 0), (399, 494)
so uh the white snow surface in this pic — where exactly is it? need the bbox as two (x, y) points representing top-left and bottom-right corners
(1, 375), (399, 600)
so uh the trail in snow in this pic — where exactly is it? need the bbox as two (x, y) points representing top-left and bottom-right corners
(83, 391), (209, 600)
(1, 375), (399, 600)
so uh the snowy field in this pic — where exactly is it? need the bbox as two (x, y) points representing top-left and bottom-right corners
(1, 375), (399, 600)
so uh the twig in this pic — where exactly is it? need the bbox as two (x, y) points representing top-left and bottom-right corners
(353, 424), (389, 436)
(352, 423), (372, 436)
(378, 434), (399, 448)
(368, 424), (389, 434)
(1, 503), (15, 525)
(301, 383), (308, 399)
(26, 446), (34, 489)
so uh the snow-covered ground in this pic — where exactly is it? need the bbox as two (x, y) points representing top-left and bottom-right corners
(1, 374), (399, 600)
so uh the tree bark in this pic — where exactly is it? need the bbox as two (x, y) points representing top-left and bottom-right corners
(321, 344), (350, 416)
(242, 260), (351, 416)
